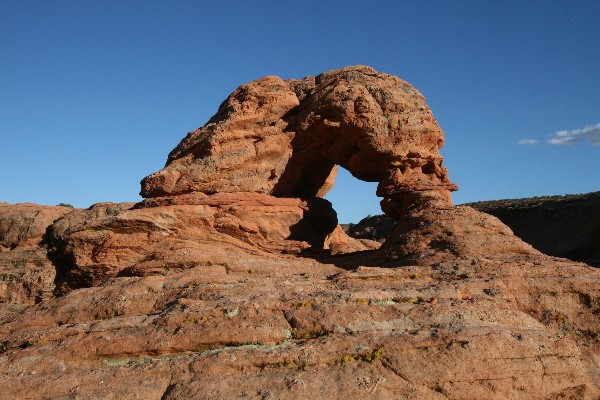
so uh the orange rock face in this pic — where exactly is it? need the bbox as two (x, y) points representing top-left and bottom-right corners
(0, 203), (73, 304)
(44, 193), (368, 295)
(141, 66), (457, 219)
(1, 202), (599, 399)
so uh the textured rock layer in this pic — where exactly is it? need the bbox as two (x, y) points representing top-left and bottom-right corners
(345, 192), (600, 268)
(1, 204), (599, 399)
(0, 203), (73, 304)
(141, 66), (457, 219)
(44, 193), (369, 295)
(469, 192), (600, 268)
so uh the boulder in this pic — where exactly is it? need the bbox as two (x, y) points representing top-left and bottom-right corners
(0, 203), (73, 304)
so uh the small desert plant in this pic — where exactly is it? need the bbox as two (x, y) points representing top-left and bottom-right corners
(341, 347), (383, 363)
(57, 203), (74, 208)
(187, 315), (208, 324)
(0, 340), (9, 354)
(223, 308), (239, 318)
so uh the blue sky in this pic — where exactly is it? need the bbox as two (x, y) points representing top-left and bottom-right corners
(1, 1), (599, 223)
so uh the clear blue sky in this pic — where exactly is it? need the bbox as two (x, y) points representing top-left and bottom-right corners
(1, 1), (599, 223)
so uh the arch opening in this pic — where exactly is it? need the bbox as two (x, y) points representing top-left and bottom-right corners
(324, 167), (380, 225)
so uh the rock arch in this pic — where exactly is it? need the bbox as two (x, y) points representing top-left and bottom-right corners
(141, 66), (457, 221)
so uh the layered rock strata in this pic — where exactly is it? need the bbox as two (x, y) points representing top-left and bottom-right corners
(44, 193), (370, 295)
(1, 221), (599, 399)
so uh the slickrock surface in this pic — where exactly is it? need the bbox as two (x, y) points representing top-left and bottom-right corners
(141, 66), (457, 219)
(1, 214), (599, 399)
(1, 197), (599, 399)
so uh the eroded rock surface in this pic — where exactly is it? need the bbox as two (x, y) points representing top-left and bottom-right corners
(0, 203), (73, 304)
(141, 66), (457, 219)
(44, 193), (367, 295)
(469, 192), (600, 268)
(336, 205), (540, 268)
(1, 226), (599, 399)
(343, 214), (396, 243)
(1, 197), (599, 399)
(345, 192), (600, 268)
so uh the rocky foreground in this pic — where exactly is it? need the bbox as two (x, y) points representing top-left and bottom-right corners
(1, 66), (599, 399)
(1, 199), (599, 399)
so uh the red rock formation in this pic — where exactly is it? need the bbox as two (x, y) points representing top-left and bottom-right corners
(45, 193), (367, 294)
(1, 231), (599, 399)
(141, 66), (457, 220)
(1, 67), (599, 398)
(336, 205), (541, 268)
(0, 203), (73, 304)
(469, 192), (600, 268)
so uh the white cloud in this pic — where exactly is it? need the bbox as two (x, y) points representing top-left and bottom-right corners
(547, 122), (600, 146)
(517, 139), (539, 145)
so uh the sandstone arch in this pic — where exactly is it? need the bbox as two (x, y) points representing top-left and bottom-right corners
(141, 66), (457, 220)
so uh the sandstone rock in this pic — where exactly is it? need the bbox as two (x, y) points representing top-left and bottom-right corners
(0, 203), (73, 304)
(141, 66), (457, 219)
(141, 75), (300, 197)
(2, 195), (599, 399)
(45, 193), (366, 294)
(1, 66), (599, 398)
(347, 191), (600, 268)
(1, 244), (599, 399)
(0, 247), (56, 305)
(0, 203), (72, 250)
(365, 206), (540, 267)
(343, 214), (396, 243)
(326, 224), (381, 255)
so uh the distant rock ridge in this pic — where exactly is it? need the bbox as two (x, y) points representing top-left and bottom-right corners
(467, 192), (600, 268)
(343, 192), (600, 268)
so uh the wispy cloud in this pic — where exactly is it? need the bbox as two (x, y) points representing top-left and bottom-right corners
(547, 122), (600, 146)
(517, 139), (539, 145)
